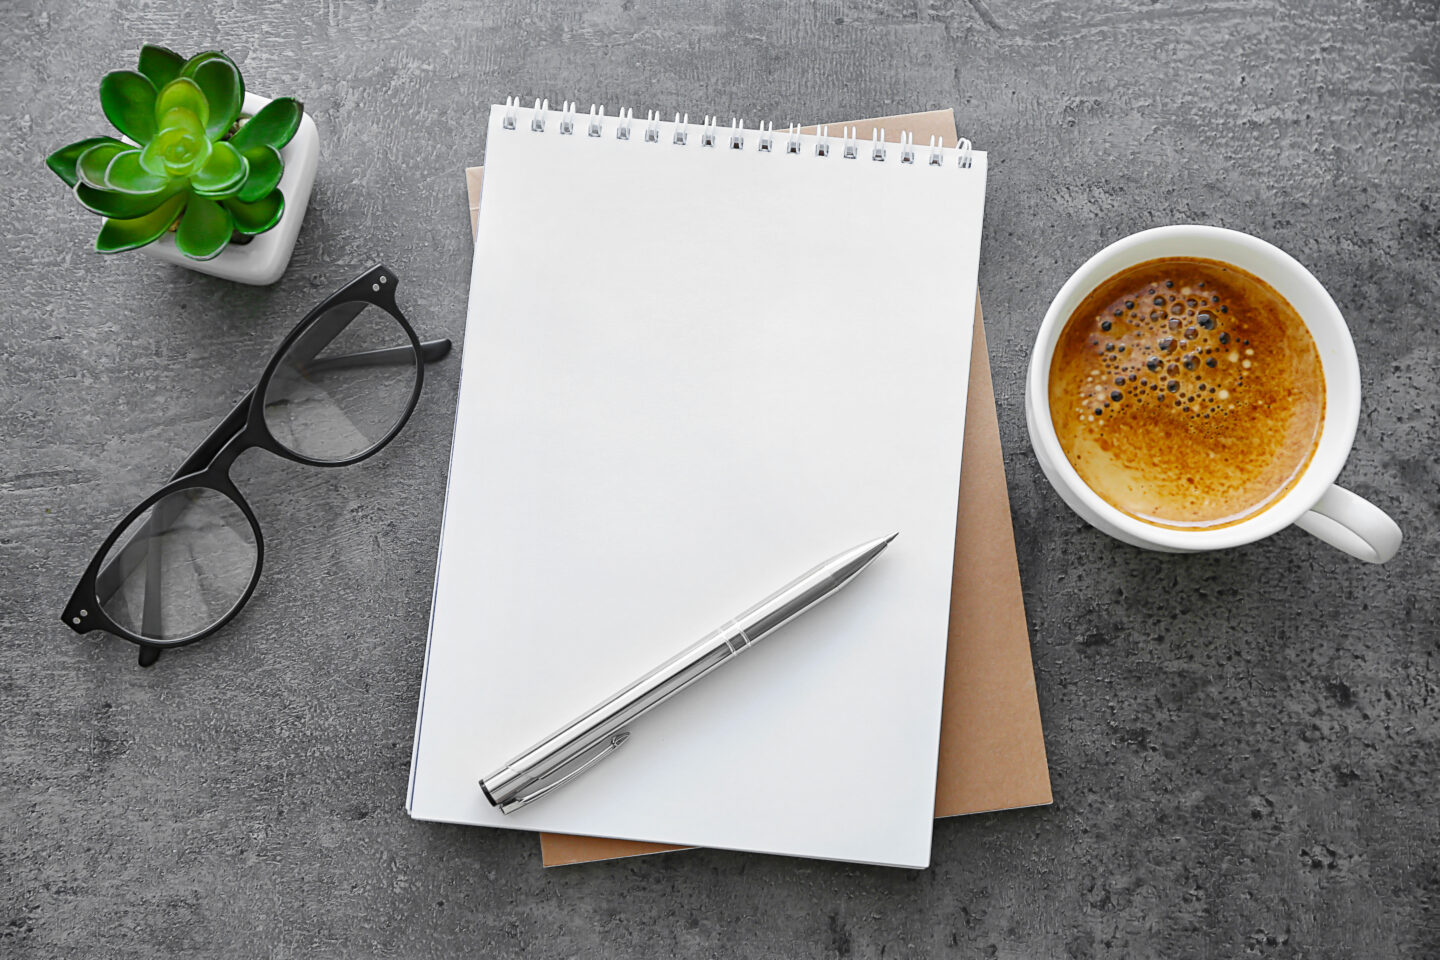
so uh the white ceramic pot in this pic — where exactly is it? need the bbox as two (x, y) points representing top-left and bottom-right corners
(1025, 225), (1402, 563)
(139, 92), (318, 285)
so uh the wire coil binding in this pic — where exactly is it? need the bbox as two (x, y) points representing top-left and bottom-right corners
(501, 99), (979, 171)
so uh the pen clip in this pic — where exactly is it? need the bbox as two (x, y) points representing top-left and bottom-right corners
(507, 731), (630, 811)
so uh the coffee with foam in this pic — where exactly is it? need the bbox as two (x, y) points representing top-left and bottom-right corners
(1048, 257), (1324, 530)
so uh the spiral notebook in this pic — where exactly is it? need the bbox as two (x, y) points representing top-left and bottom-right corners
(409, 100), (988, 868)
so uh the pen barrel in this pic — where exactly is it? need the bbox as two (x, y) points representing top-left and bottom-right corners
(481, 625), (736, 811)
(480, 535), (894, 812)
(480, 578), (819, 812)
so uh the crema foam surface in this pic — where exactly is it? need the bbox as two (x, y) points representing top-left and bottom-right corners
(1049, 257), (1324, 529)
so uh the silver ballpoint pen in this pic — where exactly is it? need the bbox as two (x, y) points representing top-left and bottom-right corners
(479, 533), (898, 813)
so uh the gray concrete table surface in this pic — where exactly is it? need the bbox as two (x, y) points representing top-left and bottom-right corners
(2, 1), (1437, 957)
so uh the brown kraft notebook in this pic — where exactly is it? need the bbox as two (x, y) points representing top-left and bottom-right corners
(464, 109), (1050, 867)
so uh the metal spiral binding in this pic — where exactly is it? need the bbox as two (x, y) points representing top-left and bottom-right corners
(501, 98), (978, 172)
(928, 135), (944, 166)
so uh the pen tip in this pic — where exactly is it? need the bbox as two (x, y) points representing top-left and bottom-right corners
(884, 532), (899, 545)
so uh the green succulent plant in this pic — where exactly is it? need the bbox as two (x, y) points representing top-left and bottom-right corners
(46, 45), (304, 260)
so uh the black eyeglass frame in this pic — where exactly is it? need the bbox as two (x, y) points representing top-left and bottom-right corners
(62, 263), (451, 667)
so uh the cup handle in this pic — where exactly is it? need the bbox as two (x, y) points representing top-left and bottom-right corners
(1293, 484), (1402, 563)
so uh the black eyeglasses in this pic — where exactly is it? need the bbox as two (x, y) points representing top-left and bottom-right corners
(62, 264), (451, 667)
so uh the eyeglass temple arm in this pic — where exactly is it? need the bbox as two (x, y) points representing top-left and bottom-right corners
(302, 339), (451, 375)
(95, 336), (452, 666)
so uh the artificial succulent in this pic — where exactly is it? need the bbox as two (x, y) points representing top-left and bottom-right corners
(46, 45), (304, 260)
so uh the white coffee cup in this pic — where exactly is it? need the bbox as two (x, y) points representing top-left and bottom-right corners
(1025, 225), (1402, 563)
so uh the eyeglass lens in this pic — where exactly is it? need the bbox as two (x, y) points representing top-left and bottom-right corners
(96, 486), (260, 642)
(262, 299), (419, 463)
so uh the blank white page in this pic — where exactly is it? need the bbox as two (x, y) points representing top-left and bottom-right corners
(409, 104), (987, 868)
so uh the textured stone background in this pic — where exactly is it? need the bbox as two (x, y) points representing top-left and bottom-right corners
(2, 1), (1437, 957)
